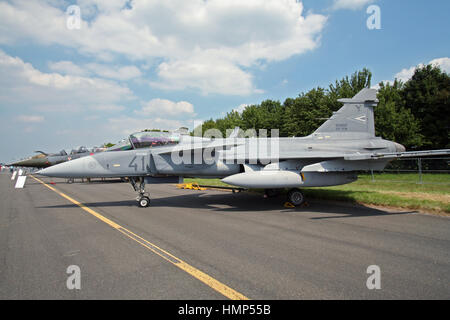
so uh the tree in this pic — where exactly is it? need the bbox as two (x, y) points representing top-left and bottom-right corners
(375, 80), (423, 148)
(241, 100), (285, 136)
(283, 88), (331, 137)
(401, 64), (450, 149)
(327, 68), (373, 110)
(193, 119), (217, 136)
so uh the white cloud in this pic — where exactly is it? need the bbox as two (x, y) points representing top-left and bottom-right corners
(373, 57), (450, 88)
(332, 0), (376, 11)
(233, 104), (250, 114)
(84, 63), (142, 81)
(49, 60), (142, 80)
(94, 104), (126, 112)
(150, 57), (261, 96)
(394, 66), (418, 83)
(0, 0), (327, 95)
(0, 50), (133, 112)
(48, 60), (87, 76)
(16, 115), (45, 123)
(429, 57), (450, 73)
(137, 98), (195, 116)
(394, 57), (450, 82)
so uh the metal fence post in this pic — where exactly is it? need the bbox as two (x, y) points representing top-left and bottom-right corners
(418, 158), (423, 184)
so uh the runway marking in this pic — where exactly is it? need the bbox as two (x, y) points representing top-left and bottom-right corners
(30, 175), (249, 300)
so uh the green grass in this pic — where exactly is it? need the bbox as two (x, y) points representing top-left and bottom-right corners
(185, 174), (450, 214)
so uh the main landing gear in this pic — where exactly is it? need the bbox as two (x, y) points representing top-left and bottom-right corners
(287, 188), (305, 206)
(130, 177), (151, 208)
(263, 188), (306, 207)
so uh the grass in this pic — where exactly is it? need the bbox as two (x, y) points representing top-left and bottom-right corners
(185, 173), (450, 214)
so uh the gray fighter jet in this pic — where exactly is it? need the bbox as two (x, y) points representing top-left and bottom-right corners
(37, 89), (450, 207)
(8, 150), (65, 168)
(8, 147), (106, 169)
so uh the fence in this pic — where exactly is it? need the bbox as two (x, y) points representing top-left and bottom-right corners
(368, 157), (450, 185)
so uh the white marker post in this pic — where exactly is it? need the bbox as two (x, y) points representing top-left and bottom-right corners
(15, 175), (27, 189)
(11, 171), (17, 180)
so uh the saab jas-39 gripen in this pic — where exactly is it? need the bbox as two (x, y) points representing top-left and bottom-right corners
(37, 89), (450, 207)
(8, 146), (106, 169)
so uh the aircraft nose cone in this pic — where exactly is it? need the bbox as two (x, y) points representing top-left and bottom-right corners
(37, 156), (108, 178)
(36, 162), (70, 177)
(394, 143), (406, 153)
(36, 157), (91, 178)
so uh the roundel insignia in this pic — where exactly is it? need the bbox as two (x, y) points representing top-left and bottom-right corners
(88, 161), (97, 169)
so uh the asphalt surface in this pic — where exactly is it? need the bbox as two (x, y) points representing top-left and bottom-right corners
(1, 171), (449, 299)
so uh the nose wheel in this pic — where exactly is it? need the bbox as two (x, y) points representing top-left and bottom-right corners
(138, 196), (151, 208)
(130, 177), (151, 208)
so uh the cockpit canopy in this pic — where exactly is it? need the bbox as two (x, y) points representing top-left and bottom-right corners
(129, 131), (180, 149)
(105, 139), (133, 152)
(91, 147), (106, 153)
(105, 131), (181, 152)
(70, 146), (89, 154)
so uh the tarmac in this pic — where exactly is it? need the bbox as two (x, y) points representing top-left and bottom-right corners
(1, 171), (449, 299)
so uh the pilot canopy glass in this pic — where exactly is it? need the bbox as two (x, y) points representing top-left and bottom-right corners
(70, 146), (88, 154)
(129, 131), (180, 149)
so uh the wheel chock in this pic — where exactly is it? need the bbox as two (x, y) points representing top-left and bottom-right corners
(176, 183), (206, 191)
(284, 202), (295, 208)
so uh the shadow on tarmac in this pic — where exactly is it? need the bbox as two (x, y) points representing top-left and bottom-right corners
(36, 190), (416, 219)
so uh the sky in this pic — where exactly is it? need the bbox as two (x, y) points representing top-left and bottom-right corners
(0, 0), (449, 163)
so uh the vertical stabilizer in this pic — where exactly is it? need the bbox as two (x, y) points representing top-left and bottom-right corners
(314, 88), (378, 138)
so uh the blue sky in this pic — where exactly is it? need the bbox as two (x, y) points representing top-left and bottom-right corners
(0, 0), (449, 163)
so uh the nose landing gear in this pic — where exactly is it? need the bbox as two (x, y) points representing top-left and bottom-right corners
(130, 177), (151, 208)
(138, 196), (151, 208)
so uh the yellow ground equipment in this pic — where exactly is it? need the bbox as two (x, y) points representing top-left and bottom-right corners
(176, 183), (207, 191)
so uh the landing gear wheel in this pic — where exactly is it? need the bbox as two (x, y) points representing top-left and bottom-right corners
(138, 196), (151, 208)
(287, 188), (305, 206)
(129, 178), (152, 208)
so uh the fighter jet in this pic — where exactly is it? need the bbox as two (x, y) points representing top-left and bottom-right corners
(8, 147), (106, 169)
(9, 130), (183, 170)
(8, 150), (68, 168)
(37, 89), (450, 207)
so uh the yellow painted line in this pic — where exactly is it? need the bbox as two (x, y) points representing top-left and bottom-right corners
(30, 175), (249, 300)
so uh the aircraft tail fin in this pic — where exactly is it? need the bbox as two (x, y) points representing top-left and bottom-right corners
(34, 151), (48, 156)
(313, 88), (378, 138)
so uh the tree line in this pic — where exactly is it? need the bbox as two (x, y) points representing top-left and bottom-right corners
(195, 65), (449, 150)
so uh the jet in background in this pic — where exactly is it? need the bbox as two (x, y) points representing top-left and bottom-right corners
(8, 150), (67, 168)
(8, 146), (106, 169)
(9, 128), (186, 169)
(38, 89), (450, 207)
